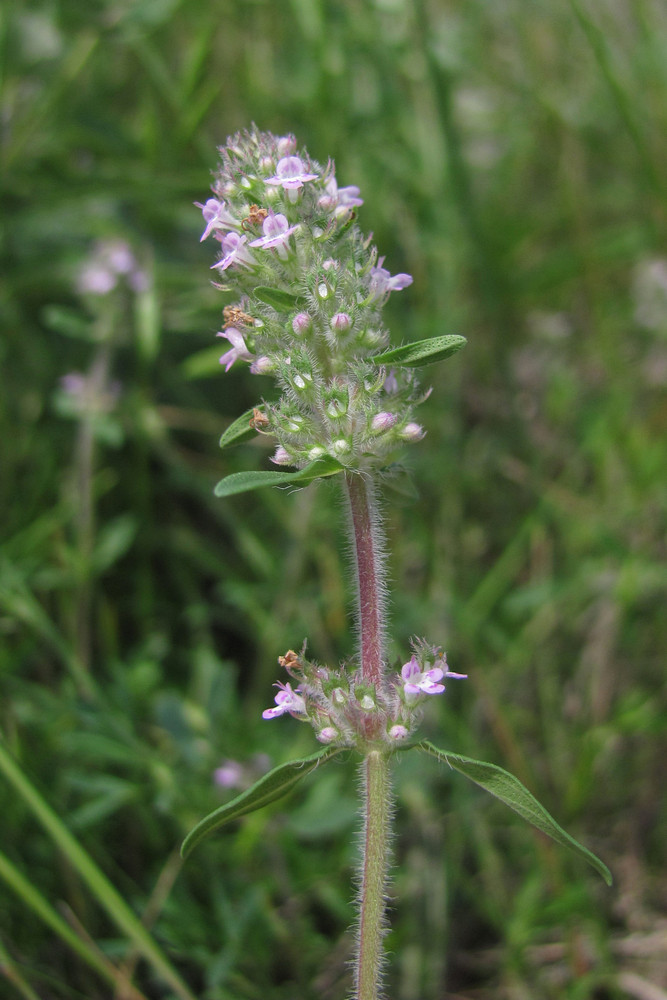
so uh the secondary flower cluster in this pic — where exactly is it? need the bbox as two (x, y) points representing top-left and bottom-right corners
(198, 127), (429, 472)
(262, 642), (466, 748)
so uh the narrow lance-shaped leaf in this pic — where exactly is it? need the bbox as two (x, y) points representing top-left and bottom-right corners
(219, 407), (264, 450)
(214, 456), (345, 498)
(371, 335), (467, 368)
(253, 286), (305, 310)
(418, 742), (612, 886)
(181, 746), (346, 859)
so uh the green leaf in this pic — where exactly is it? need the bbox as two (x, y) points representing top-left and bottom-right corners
(214, 456), (345, 498)
(219, 407), (263, 450)
(182, 344), (224, 379)
(181, 746), (346, 858)
(417, 742), (612, 885)
(371, 335), (467, 368)
(254, 286), (305, 310)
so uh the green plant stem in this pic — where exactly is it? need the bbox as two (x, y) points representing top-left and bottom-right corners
(344, 471), (393, 998)
(356, 750), (392, 1000)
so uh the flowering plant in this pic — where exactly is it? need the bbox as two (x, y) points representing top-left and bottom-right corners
(182, 128), (610, 1000)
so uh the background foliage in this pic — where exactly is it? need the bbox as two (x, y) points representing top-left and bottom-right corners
(2, 0), (666, 997)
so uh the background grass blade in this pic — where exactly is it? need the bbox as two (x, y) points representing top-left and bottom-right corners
(0, 738), (197, 1000)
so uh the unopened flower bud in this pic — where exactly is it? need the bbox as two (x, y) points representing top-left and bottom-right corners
(360, 694), (375, 711)
(388, 725), (409, 741)
(277, 134), (297, 157)
(371, 412), (397, 433)
(316, 726), (339, 744)
(292, 312), (312, 335)
(332, 438), (351, 456)
(330, 312), (352, 334)
(308, 446), (326, 460)
(399, 422), (425, 441)
(271, 446), (293, 465)
(250, 355), (274, 374)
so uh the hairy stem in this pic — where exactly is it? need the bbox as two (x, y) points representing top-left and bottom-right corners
(356, 750), (393, 1000)
(344, 471), (393, 998)
(343, 472), (386, 689)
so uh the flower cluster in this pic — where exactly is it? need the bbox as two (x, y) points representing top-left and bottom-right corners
(198, 127), (429, 472)
(262, 642), (466, 749)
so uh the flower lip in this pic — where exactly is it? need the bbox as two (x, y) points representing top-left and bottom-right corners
(248, 213), (299, 250)
(265, 155), (318, 191)
(262, 681), (306, 719)
(211, 231), (254, 271)
(368, 257), (413, 299)
(216, 327), (253, 371)
(400, 654), (465, 699)
(197, 198), (238, 241)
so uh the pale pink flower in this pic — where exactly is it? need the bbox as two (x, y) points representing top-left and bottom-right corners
(216, 327), (253, 371)
(262, 682), (306, 719)
(248, 213), (299, 257)
(265, 156), (318, 201)
(211, 232), (255, 272)
(196, 198), (238, 241)
(368, 258), (413, 300)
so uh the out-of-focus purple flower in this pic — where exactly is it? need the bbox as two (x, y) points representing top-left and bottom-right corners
(213, 760), (244, 789)
(262, 682), (306, 719)
(368, 258), (413, 300)
(59, 371), (122, 414)
(265, 156), (318, 201)
(248, 213), (299, 257)
(216, 327), (253, 371)
(76, 240), (146, 297)
(211, 232), (255, 272)
(196, 198), (238, 241)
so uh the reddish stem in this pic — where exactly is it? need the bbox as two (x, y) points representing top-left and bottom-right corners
(344, 472), (385, 689)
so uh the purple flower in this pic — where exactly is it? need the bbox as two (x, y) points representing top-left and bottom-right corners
(216, 327), (253, 371)
(211, 232), (255, 272)
(368, 257), (413, 300)
(265, 156), (318, 201)
(318, 177), (364, 216)
(401, 656), (446, 697)
(248, 213), (299, 257)
(196, 198), (238, 241)
(401, 654), (466, 701)
(262, 682), (306, 719)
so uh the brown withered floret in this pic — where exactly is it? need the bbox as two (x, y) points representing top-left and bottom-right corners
(278, 650), (301, 671)
(241, 204), (269, 230)
(249, 407), (271, 431)
(223, 305), (255, 329)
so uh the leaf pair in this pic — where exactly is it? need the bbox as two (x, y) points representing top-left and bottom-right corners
(214, 333), (467, 497)
(180, 742), (612, 886)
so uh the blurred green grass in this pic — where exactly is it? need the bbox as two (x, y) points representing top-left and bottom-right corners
(1, 0), (666, 997)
